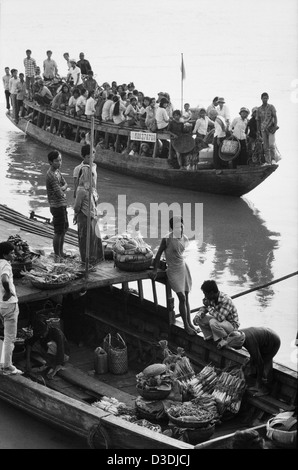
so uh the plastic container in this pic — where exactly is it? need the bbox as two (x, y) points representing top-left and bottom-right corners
(94, 347), (108, 374)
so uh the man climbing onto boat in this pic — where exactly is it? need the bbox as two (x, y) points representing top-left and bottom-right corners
(150, 216), (197, 336)
(46, 150), (69, 261)
(240, 326), (281, 397)
(0, 241), (23, 375)
(194, 280), (240, 342)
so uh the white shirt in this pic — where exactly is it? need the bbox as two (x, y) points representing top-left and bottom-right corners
(68, 66), (83, 86)
(217, 104), (230, 123)
(193, 116), (213, 135)
(3, 74), (10, 91)
(85, 97), (96, 116)
(102, 99), (113, 121)
(214, 115), (226, 138)
(0, 260), (18, 306)
(155, 107), (170, 129)
(9, 77), (19, 94)
(75, 95), (86, 113)
(231, 117), (248, 140)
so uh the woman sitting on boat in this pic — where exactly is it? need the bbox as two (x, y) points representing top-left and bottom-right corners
(67, 88), (80, 116)
(124, 96), (140, 126)
(101, 93), (114, 122)
(151, 216), (197, 336)
(145, 97), (157, 131)
(75, 87), (88, 117)
(25, 318), (70, 379)
(138, 96), (150, 129)
(85, 90), (96, 117)
(51, 83), (71, 111)
(110, 94), (126, 124)
(155, 97), (170, 131)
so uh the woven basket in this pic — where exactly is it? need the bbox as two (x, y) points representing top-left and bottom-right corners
(115, 258), (152, 272)
(103, 333), (128, 375)
(12, 260), (32, 278)
(186, 424), (215, 444)
(31, 279), (71, 290)
(168, 413), (214, 429)
(219, 137), (241, 162)
(136, 384), (171, 400)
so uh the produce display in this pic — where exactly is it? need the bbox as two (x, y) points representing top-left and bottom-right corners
(7, 234), (35, 262)
(166, 401), (216, 428)
(159, 340), (195, 380)
(112, 233), (154, 270)
(136, 363), (173, 393)
(21, 255), (83, 287)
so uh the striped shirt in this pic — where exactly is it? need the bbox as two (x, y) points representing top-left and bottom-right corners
(206, 292), (240, 329)
(24, 57), (37, 77)
(46, 168), (67, 208)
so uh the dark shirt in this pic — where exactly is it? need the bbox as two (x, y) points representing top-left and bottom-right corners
(246, 116), (258, 139)
(25, 326), (70, 366)
(242, 327), (281, 379)
(76, 59), (92, 75)
(168, 120), (184, 137)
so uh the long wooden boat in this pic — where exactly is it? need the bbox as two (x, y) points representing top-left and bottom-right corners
(6, 101), (278, 197)
(0, 207), (296, 449)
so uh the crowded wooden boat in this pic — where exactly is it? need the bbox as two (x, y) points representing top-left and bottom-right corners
(0, 206), (296, 449)
(6, 100), (278, 198)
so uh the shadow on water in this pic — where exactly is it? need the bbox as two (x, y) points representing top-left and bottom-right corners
(3, 132), (280, 309)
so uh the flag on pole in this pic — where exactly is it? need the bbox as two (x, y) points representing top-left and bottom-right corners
(181, 54), (186, 80)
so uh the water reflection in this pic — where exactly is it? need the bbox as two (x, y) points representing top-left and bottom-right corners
(3, 132), (280, 311)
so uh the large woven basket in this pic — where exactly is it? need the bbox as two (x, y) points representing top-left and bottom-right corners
(219, 137), (241, 162)
(168, 413), (214, 429)
(31, 279), (71, 290)
(115, 258), (152, 272)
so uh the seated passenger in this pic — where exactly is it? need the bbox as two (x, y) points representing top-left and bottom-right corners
(155, 97), (170, 131)
(140, 142), (151, 157)
(102, 93), (114, 122)
(139, 96), (150, 129)
(145, 97), (157, 131)
(51, 83), (71, 111)
(33, 80), (53, 106)
(110, 95), (126, 124)
(84, 70), (98, 93)
(75, 87), (88, 117)
(67, 88), (80, 116)
(124, 96), (140, 126)
(85, 90), (96, 117)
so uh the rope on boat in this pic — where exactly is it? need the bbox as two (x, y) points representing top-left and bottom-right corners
(87, 422), (110, 449)
(190, 271), (298, 314)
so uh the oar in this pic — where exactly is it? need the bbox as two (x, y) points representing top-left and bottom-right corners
(190, 271), (298, 314)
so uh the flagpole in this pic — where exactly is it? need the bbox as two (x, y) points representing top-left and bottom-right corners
(85, 116), (95, 280)
(181, 53), (184, 114)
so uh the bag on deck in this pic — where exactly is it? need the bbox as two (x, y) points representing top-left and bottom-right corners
(103, 333), (128, 375)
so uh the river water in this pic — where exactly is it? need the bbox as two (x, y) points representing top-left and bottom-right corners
(0, 0), (297, 450)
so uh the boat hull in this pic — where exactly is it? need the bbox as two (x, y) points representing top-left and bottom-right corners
(6, 108), (278, 197)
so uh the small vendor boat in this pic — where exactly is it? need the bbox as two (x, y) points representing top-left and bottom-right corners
(6, 101), (278, 197)
(0, 207), (296, 449)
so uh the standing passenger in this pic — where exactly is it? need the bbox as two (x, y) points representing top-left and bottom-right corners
(16, 73), (27, 118)
(46, 150), (69, 261)
(0, 241), (23, 375)
(2, 67), (11, 112)
(151, 216), (197, 335)
(256, 92), (278, 165)
(43, 50), (58, 80)
(230, 107), (250, 166)
(23, 49), (37, 100)
(8, 69), (19, 122)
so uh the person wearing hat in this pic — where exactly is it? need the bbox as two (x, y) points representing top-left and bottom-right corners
(217, 97), (230, 127)
(230, 107), (250, 166)
(206, 96), (219, 118)
(67, 59), (83, 89)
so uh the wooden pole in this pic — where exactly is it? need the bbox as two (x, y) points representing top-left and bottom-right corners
(190, 271), (298, 314)
(85, 117), (95, 280)
(181, 53), (184, 114)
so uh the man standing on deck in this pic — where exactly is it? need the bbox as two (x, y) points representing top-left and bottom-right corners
(0, 241), (23, 375)
(23, 49), (37, 101)
(76, 52), (92, 76)
(46, 150), (69, 261)
(2, 67), (11, 113)
(43, 50), (58, 80)
(256, 92), (278, 165)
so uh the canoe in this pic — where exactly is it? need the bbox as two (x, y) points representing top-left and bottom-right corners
(0, 208), (296, 449)
(5, 102), (278, 197)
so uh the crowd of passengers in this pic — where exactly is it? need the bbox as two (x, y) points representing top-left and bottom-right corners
(4, 50), (278, 168)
